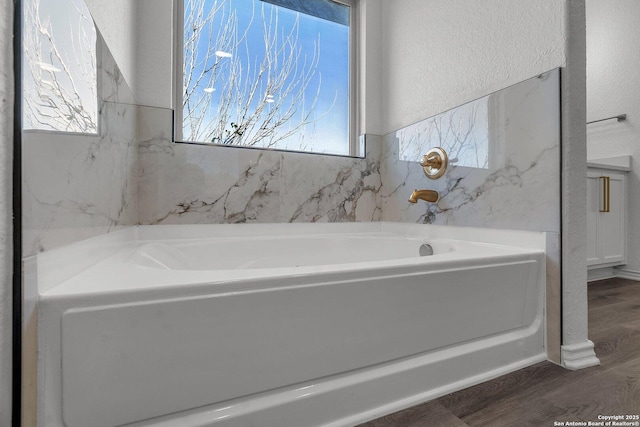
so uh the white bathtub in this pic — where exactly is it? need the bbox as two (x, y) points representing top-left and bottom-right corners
(34, 222), (546, 427)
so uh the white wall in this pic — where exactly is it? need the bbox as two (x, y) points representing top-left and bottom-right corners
(0, 0), (13, 423)
(586, 0), (640, 275)
(358, 0), (383, 135)
(378, 0), (566, 134)
(134, 0), (173, 108)
(561, 0), (590, 360)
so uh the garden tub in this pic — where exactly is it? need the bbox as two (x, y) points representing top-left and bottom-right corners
(34, 222), (547, 427)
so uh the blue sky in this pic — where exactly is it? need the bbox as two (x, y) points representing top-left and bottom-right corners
(185, 0), (350, 155)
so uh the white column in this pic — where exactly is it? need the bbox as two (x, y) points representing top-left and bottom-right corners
(561, 0), (600, 370)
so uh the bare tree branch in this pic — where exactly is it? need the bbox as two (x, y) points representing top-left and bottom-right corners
(183, 0), (327, 150)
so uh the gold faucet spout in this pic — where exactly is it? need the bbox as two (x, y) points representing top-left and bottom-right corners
(408, 189), (439, 204)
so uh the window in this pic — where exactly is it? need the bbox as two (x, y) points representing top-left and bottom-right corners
(23, 0), (98, 133)
(177, 0), (356, 156)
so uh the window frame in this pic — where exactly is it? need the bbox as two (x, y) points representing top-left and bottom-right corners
(173, 0), (360, 157)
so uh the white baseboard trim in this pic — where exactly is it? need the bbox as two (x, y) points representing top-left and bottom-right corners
(587, 267), (617, 282)
(561, 340), (600, 370)
(587, 267), (640, 283)
(616, 268), (640, 281)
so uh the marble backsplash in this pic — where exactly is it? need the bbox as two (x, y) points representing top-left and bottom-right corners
(136, 70), (559, 232)
(380, 69), (560, 233)
(137, 107), (382, 226)
(22, 102), (138, 256)
(22, 31), (139, 256)
(23, 66), (560, 256)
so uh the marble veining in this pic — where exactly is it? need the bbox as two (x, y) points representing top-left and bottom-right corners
(137, 104), (382, 225)
(380, 69), (560, 233)
(285, 153), (382, 223)
(22, 100), (138, 256)
(22, 34), (139, 256)
(24, 64), (561, 256)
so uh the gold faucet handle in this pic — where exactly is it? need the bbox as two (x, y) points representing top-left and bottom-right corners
(420, 147), (448, 179)
(420, 153), (442, 169)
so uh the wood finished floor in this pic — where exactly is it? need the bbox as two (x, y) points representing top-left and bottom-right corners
(357, 278), (640, 427)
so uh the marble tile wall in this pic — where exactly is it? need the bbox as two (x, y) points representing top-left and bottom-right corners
(22, 29), (383, 255)
(379, 69), (561, 233)
(22, 32), (139, 257)
(23, 61), (561, 257)
(137, 106), (382, 225)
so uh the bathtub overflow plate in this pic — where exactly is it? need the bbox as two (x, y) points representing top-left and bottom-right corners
(419, 244), (434, 256)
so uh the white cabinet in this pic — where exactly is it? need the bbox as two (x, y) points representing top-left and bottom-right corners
(587, 168), (627, 268)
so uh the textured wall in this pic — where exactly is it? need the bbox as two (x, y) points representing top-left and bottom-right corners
(134, 0), (173, 108)
(0, 0), (13, 423)
(358, 0), (383, 135)
(561, 0), (590, 352)
(378, 0), (566, 134)
(586, 0), (640, 275)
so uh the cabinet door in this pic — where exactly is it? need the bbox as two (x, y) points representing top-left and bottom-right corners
(586, 171), (601, 266)
(599, 171), (626, 264)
